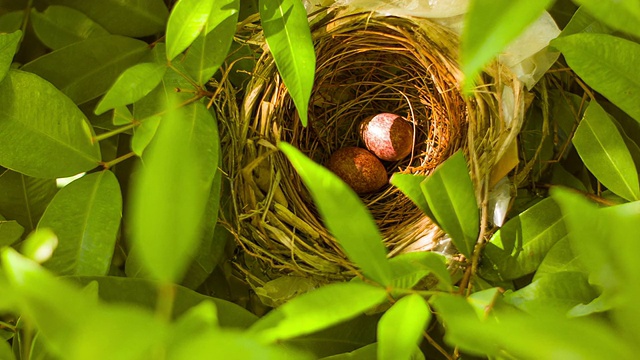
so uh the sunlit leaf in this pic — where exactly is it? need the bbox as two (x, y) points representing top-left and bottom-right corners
(481, 198), (567, 281)
(165, 0), (215, 61)
(389, 173), (433, 219)
(20, 228), (58, 264)
(22, 35), (150, 105)
(250, 282), (387, 343)
(388, 251), (452, 291)
(559, 6), (612, 37)
(572, 101), (640, 201)
(420, 151), (478, 258)
(95, 62), (167, 115)
(47, 0), (168, 37)
(260, 0), (315, 126)
(0, 339), (14, 360)
(571, 0), (640, 37)
(0, 30), (21, 83)
(37, 171), (122, 276)
(378, 294), (430, 360)
(183, 0), (239, 85)
(0, 170), (57, 233)
(505, 271), (598, 315)
(533, 237), (584, 281)
(30, 6), (109, 50)
(430, 293), (634, 359)
(128, 100), (211, 282)
(551, 34), (640, 124)
(462, 0), (553, 92)
(0, 70), (101, 178)
(279, 142), (392, 286)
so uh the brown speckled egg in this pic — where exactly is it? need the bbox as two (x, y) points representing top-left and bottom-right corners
(360, 113), (414, 161)
(326, 147), (388, 194)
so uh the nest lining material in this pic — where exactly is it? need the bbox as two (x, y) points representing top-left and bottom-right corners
(217, 11), (527, 286)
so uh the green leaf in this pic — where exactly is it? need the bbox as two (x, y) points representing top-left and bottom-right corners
(0, 170), (57, 233)
(533, 237), (584, 281)
(0, 30), (21, 83)
(389, 173), (434, 219)
(0, 11), (24, 33)
(0, 339), (14, 360)
(30, 6), (110, 50)
(68, 275), (258, 328)
(168, 328), (313, 360)
(320, 343), (378, 360)
(165, 0), (215, 61)
(551, 34), (640, 124)
(260, 0), (315, 126)
(250, 282), (388, 343)
(128, 100), (211, 282)
(378, 294), (430, 360)
(0, 70), (101, 178)
(95, 62), (168, 115)
(559, 6), (613, 37)
(131, 116), (161, 156)
(20, 228), (58, 264)
(47, 0), (168, 37)
(183, 0), (240, 85)
(572, 101), (640, 201)
(22, 35), (150, 105)
(505, 271), (598, 315)
(571, 0), (640, 38)
(37, 171), (122, 276)
(279, 143), (392, 286)
(480, 198), (567, 281)
(0, 217), (23, 248)
(420, 151), (478, 258)
(430, 293), (634, 359)
(388, 252), (452, 291)
(113, 105), (134, 126)
(461, 0), (554, 92)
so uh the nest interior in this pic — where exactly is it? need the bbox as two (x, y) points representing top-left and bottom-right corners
(218, 11), (526, 287)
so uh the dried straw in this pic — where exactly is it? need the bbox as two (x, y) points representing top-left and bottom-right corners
(214, 11), (527, 287)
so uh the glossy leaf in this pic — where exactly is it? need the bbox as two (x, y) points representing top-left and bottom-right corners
(560, 6), (612, 37)
(572, 0), (640, 37)
(506, 271), (598, 315)
(0, 70), (101, 178)
(0, 170), (57, 233)
(30, 6), (109, 50)
(68, 276), (258, 328)
(389, 173), (434, 220)
(388, 251), (452, 291)
(0, 215), (24, 248)
(95, 62), (167, 115)
(279, 143), (392, 285)
(462, 0), (553, 92)
(420, 151), (478, 258)
(533, 237), (584, 281)
(131, 116), (161, 156)
(112, 105), (134, 126)
(128, 101), (211, 282)
(22, 35), (150, 105)
(551, 34), (640, 124)
(250, 282), (388, 343)
(37, 171), (122, 276)
(0, 30), (21, 83)
(47, 0), (168, 37)
(573, 101), (640, 201)
(165, 0), (215, 61)
(481, 198), (568, 281)
(183, 0), (240, 85)
(260, 0), (315, 126)
(430, 293), (634, 359)
(378, 294), (430, 360)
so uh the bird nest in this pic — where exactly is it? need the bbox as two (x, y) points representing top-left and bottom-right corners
(214, 11), (528, 292)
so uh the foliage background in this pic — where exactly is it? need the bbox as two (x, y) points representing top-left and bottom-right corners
(0, 0), (639, 359)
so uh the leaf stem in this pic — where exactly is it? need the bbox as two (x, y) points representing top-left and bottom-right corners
(93, 122), (138, 143)
(156, 282), (176, 323)
(101, 151), (136, 170)
(423, 330), (455, 360)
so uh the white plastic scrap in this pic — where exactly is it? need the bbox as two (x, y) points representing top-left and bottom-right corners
(488, 176), (512, 227)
